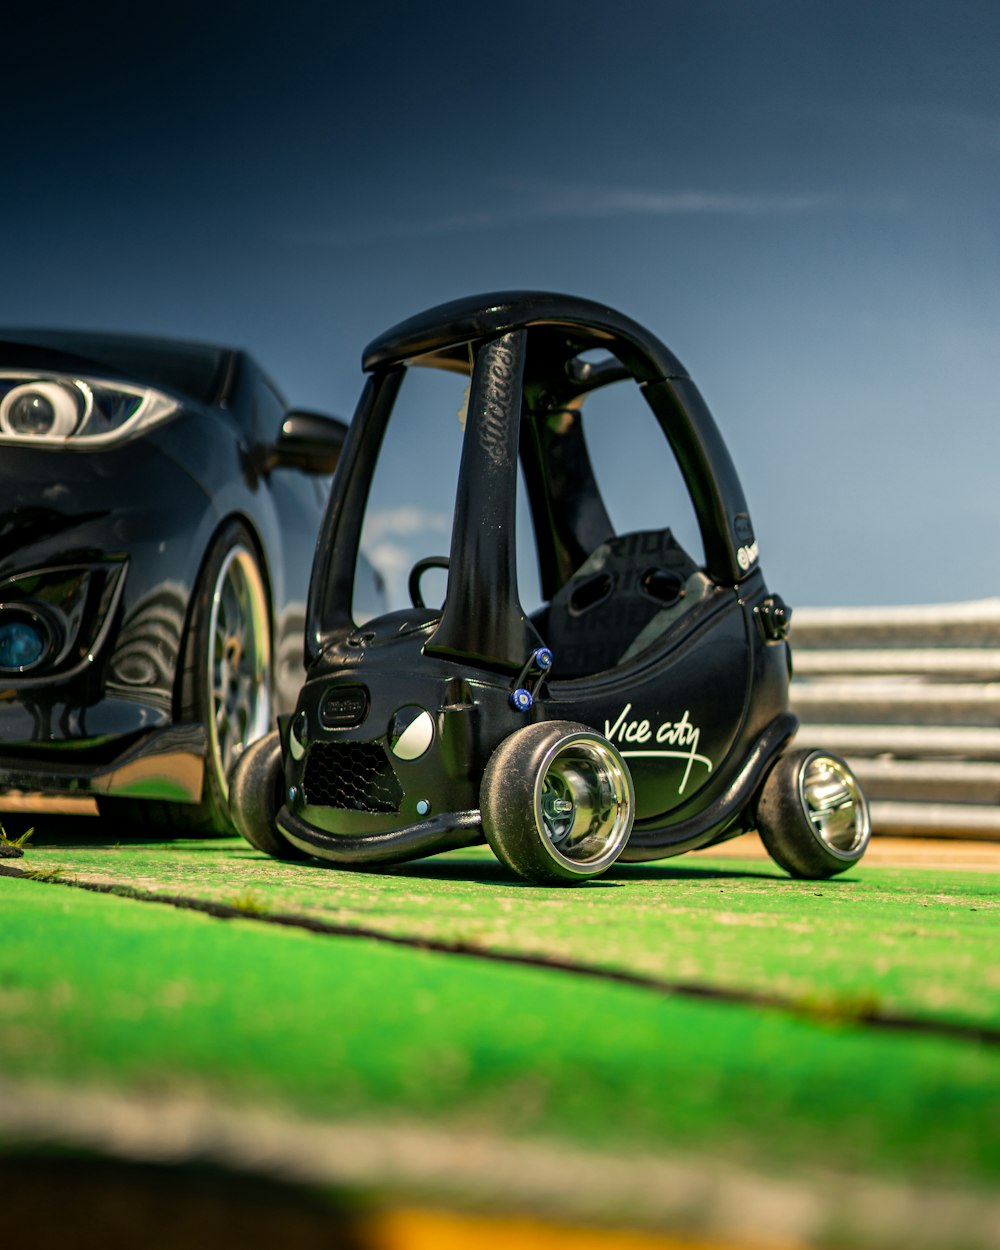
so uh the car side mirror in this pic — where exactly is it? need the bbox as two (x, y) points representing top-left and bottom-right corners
(268, 409), (349, 474)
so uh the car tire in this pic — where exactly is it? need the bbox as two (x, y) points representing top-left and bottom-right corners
(228, 730), (307, 859)
(481, 720), (634, 885)
(98, 520), (273, 836)
(755, 748), (871, 879)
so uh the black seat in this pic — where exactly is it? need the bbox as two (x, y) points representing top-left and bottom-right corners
(543, 529), (699, 678)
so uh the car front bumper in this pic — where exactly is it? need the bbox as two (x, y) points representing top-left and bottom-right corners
(0, 721), (206, 804)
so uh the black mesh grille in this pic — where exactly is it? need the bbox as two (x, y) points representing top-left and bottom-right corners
(302, 740), (403, 814)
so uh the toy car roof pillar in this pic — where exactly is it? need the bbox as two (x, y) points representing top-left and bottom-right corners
(306, 369), (404, 659)
(642, 374), (756, 582)
(423, 328), (543, 671)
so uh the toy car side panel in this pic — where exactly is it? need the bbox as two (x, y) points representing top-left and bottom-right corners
(546, 590), (751, 822)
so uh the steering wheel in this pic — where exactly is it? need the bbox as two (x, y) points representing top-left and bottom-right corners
(408, 556), (450, 609)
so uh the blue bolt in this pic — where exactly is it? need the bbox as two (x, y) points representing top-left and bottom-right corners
(510, 687), (533, 712)
(416, 799), (431, 816)
(288, 786), (299, 805)
(534, 647), (553, 670)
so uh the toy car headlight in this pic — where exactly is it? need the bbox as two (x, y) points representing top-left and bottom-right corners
(0, 371), (177, 445)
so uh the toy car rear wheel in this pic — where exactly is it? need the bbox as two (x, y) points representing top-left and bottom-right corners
(481, 721), (634, 885)
(228, 730), (307, 859)
(755, 748), (871, 879)
(98, 520), (273, 836)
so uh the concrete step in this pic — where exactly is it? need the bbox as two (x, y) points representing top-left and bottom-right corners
(791, 598), (1000, 648)
(868, 799), (1000, 839)
(847, 757), (1000, 805)
(792, 680), (1000, 726)
(793, 648), (1000, 680)
(794, 723), (1000, 759)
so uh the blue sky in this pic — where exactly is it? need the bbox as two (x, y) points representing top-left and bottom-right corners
(3, 1), (998, 607)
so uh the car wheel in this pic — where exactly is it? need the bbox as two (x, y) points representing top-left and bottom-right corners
(98, 520), (273, 836)
(481, 721), (634, 885)
(755, 748), (871, 879)
(229, 730), (307, 859)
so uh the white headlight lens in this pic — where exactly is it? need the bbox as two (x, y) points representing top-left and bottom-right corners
(0, 372), (176, 445)
(0, 380), (85, 438)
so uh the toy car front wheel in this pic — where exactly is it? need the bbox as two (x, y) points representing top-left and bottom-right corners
(755, 748), (871, 879)
(481, 721), (634, 885)
(228, 730), (307, 859)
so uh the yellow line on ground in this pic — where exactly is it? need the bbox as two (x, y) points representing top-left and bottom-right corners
(367, 1207), (804, 1250)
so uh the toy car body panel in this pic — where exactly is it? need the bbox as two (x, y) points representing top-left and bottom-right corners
(0, 329), (384, 832)
(232, 292), (869, 881)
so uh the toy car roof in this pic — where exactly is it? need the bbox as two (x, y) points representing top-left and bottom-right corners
(362, 291), (690, 384)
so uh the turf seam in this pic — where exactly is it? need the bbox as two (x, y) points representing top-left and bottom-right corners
(3, 862), (997, 1046)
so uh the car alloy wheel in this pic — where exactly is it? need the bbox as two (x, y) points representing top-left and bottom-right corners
(207, 542), (272, 799)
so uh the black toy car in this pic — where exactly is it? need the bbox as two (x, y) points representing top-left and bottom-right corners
(0, 329), (383, 834)
(231, 292), (870, 883)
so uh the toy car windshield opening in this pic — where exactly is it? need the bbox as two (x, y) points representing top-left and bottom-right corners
(352, 340), (710, 681)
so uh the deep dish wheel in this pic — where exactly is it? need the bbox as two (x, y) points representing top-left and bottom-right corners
(201, 532), (273, 820)
(481, 720), (634, 885)
(755, 748), (871, 879)
(229, 730), (306, 859)
(98, 519), (273, 836)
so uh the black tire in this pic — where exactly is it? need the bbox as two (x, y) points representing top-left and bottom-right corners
(755, 748), (871, 879)
(98, 520), (273, 836)
(229, 730), (307, 859)
(481, 720), (634, 885)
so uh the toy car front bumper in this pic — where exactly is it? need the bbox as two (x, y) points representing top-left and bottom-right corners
(277, 802), (482, 865)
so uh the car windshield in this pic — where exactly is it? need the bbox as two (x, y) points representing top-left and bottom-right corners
(0, 329), (232, 405)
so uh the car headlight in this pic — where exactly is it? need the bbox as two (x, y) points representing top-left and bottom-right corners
(0, 608), (54, 672)
(0, 371), (178, 445)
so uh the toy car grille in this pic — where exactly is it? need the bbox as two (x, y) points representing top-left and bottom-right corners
(302, 740), (403, 814)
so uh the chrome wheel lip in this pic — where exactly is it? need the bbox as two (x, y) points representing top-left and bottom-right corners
(531, 732), (634, 876)
(797, 750), (871, 860)
(206, 544), (271, 801)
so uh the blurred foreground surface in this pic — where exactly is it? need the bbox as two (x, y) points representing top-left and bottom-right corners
(1, 828), (997, 1249)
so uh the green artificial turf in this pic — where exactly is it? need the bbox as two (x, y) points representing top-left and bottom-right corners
(7, 836), (998, 1033)
(1, 871), (998, 1194)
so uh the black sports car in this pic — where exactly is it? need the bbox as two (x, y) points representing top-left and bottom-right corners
(0, 329), (381, 833)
